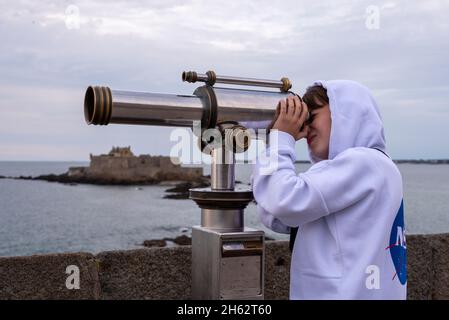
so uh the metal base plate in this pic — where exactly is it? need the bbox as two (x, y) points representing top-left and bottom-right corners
(189, 187), (253, 210)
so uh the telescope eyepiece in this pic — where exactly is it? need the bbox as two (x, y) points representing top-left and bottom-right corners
(182, 71), (197, 83)
(183, 70), (217, 86)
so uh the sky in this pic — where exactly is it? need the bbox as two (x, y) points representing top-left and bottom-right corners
(0, 0), (448, 161)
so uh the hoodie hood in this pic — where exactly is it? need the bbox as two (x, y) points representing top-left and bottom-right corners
(307, 80), (387, 163)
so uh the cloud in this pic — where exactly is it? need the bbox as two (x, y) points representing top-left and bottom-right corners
(0, 0), (448, 160)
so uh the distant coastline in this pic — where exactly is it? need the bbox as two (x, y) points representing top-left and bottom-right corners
(237, 159), (449, 164)
(391, 159), (449, 164)
(1, 159), (449, 168)
(297, 159), (449, 164)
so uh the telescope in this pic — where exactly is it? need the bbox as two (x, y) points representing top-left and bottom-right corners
(84, 70), (298, 299)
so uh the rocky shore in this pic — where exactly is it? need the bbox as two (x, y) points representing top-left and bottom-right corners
(163, 180), (210, 199)
(0, 174), (211, 199)
(0, 173), (157, 185)
(0, 173), (208, 185)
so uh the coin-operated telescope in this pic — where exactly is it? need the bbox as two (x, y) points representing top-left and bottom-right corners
(84, 70), (297, 299)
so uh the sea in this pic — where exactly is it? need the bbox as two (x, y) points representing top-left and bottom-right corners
(0, 161), (448, 257)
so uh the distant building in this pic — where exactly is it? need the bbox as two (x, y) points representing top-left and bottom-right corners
(69, 147), (203, 184)
(107, 146), (134, 157)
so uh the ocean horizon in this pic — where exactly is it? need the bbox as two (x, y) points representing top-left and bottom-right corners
(1, 161), (449, 257)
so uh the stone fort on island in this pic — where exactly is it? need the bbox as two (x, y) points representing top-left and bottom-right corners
(68, 146), (203, 184)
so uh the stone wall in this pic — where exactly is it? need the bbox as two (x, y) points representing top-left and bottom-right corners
(0, 234), (448, 300)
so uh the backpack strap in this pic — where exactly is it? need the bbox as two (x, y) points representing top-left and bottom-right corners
(372, 147), (391, 159)
(289, 226), (298, 252)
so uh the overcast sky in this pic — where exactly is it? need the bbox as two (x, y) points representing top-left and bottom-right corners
(0, 0), (448, 161)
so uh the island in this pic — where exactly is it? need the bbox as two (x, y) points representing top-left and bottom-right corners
(65, 146), (206, 185)
(1, 147), (210, 198)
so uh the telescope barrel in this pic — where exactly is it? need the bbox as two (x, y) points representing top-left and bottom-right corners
(84, 85), (294, 131)
(213, 87), (287, 124)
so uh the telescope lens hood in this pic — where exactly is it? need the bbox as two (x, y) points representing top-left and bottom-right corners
(84, 86), (112, 125)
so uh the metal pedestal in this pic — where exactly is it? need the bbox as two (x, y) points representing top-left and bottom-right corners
(191, 227), (264, 300)
(190, 141), (265, 300)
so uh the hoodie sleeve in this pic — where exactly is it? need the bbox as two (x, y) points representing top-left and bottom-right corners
(251, 173), (291, 234)
(252, 131), (377, 227)
(257, 204), (291, 234)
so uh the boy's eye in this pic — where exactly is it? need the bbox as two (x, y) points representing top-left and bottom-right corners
(306, 113), (316, 124)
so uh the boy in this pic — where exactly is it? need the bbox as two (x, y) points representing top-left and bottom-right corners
(252, 80), (406, 299)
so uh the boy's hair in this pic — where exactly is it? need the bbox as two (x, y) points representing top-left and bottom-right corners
(302, 85), (329, 110)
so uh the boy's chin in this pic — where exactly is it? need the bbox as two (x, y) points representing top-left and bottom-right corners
(310, 148), (327, 161)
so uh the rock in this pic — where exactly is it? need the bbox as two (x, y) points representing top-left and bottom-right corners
(163, 193), (189, 200)
(158, 180), (185, 187)
(13, 175), (33, 180)
(142, 235), (194, 247)
(143, 235), (192, 248)
(165, 182), (193, 193)
(163, 179), (210, 200)
(172, 235), (191, 246)
(165, 179), (210, 193)
(179, 227), (189, 233)
(142, 239), (167, 248)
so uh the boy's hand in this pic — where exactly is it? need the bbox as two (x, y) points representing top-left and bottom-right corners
(271, 95), (309, 141)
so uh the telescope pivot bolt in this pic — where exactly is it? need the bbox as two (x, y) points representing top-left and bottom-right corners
(225, 125), (251, 153)
(198, 133), (219, 156)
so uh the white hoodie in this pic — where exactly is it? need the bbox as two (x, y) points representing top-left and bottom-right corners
(252, 80), (407, 300)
